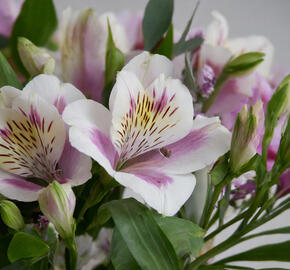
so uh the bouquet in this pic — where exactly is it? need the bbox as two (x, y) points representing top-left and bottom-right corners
(0, 0), (289, 269)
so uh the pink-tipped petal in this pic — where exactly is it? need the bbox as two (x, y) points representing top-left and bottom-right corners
(0, 169), (42, 201)
(23, 74), (86, 114)
(115, 170), (196, 216)
(63, 99), (119, 175)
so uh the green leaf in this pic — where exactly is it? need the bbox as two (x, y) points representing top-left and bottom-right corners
(100, 198), (180, 270)
(210, 154), (229, 185)
(9, 0), (58, 76)
(7, 232), (50, 263)
(224, 52), (265, 76)
(143, 0), (174, 51)
(173, 37), (203, 57)
(102, 20), (125, 108)
(154, 215), (204, 257)
(202, 52), (264, 113)
(0, 52), (22, 88)
(154, 24), (174, 59)
(217, 241), (290, 263)
(183, 52), (196, 92)
(111, 228), (142, 270)
(173, 0), (201, 57)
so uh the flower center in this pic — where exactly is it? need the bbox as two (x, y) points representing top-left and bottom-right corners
(113, 89), (179, 164)
(0, 106), (60, 182)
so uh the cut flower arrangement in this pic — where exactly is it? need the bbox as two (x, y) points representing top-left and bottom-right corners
(0, 0), (289, 269)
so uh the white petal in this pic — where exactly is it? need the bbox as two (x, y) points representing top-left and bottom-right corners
(0, 92), (66, 180)
(109, 52), (174, 109)
(57, 139), (92, 186)
(110, 71), (193, 162)
(206, 11), (229, 46)
(23, 74), (86, 114)
(0, 86), (21, 108)
(0, 169), (42, 201)
(126, 116), (231, 175)
(114, 171), (196, 216)
(63, 99), (118, 175)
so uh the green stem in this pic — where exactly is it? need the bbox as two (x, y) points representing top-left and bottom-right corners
(64, 237), (78, 270)
(204, 211), (247, 242)
(203, 176), (229, 230)
(188, 200), (290, 269)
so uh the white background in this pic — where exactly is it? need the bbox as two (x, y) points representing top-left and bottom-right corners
(55, 0), (290, 268)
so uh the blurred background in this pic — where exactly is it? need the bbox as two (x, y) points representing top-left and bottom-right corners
(55, 0), (290, 268)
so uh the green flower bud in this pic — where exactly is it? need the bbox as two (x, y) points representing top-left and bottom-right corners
(0, 200), (24, 231)
(230, 101), (263, 173)
(18, 37), (55, 76)
(38, 181), (76, 240)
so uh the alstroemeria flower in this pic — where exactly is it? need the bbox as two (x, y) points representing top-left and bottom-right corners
(57, 8), (130, 101)
(195, 11), (274, 131)
(0, 0), (22, 37)
(0, 75), (91, 201)
(63, 52), (231, 215)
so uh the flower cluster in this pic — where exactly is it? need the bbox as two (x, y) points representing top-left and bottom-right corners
(0, 1), (289, 270)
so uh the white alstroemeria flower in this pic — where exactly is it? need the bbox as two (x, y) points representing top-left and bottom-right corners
(57, 8), (130, 101)
(63, 52), (231, 216)
(205, 10), (274, 78)
(0, 75), (92, 201)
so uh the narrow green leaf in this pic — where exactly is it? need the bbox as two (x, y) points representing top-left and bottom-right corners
(173, 0), (200, 56)
(0, 52), (22, 88)
(184, 52), (196, 92)
(217, 241), (290, 263)
(245, 226), (290, 240)
(100, 199), (180, 270)
(111, 228), (142, 270)
(154, 215), (204, 257)
(9, 0), (58, 75)
(224, 52), (265, 75)
(154, 24), (174, 59)
(143, 0), (174, 51)
(7, 232), (50, 263)
(173, 36), (203, 57)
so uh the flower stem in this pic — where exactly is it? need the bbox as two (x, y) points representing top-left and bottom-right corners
(64, 237), (78, 270)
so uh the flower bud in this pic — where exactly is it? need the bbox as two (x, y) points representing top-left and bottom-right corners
(38, 181), (76, 240)
(18, 37), (55, 76)
(0, 200), (24, 231)
(230, 101), (263, 173)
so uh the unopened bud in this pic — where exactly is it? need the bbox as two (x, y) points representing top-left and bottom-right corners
(0, 200), (24, 231)
(38, 181), (76, 240)
(18, 37), (55, 76)
(230, 101), (263, 173)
